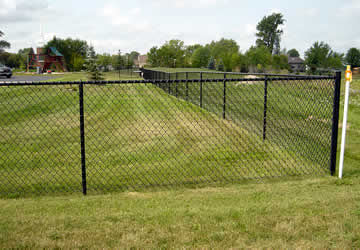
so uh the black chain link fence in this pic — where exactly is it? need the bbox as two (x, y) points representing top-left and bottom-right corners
(0, 70), (341, 197)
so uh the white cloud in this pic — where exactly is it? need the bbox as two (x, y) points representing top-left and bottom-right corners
(245, 23), (256, 35)
(269, 8), (282, 15)
(0, 0), (50, 23)
(339, 0), (360, 15)
(154, 0), (229, 9)
(102, 4), (145, 28)
(304, 8), (318, 17)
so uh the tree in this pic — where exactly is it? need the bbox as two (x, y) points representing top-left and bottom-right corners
(327, 52), (344, 69)
(304, 41), (334, 73)
(287, 48), (300, 58)
(86, 52), (104, 81)
(97, 53), (112, 71)
(230, 53), (249, 72)
(191, 47), (211, 68)
(207, 56), (216, 70)
(255, 13), (285, 54)
(0, 30), (11, 54)
(246, 46), (272, 72)
(147, 46), (160, 67)
(345, 48), (360, 68)
(207, 38), (239, 71)
(217, 59), (225, 71)
(272, 54), (289, 71)
(44, 36), (89, 71)
(184, 44), (202, 67)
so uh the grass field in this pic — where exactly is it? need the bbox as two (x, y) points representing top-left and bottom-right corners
(0, 72), (359, 248)
(14, 70), (142, 81)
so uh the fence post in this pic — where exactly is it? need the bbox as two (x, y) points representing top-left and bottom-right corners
(186, 72), (189, 101)
(79, 81), (87, 195)
(330, 71), (341, 175)
(263, 76), (268, 141)
(223, 73), (227, 119)
(200, 72), (203, 108)
(168, 73), (171, 94)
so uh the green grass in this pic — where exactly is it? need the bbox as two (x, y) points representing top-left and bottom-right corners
(13, 71), (141, 81)
(1, 82), (314, 197)
(0, 73), (359, 248)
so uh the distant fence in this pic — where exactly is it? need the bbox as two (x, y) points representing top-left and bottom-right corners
(0, 71), (341, 197)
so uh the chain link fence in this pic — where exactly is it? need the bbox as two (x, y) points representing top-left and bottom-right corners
(0, 71), (341, 197)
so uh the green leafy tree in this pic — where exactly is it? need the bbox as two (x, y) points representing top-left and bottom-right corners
(129, 51), (140, 65)
(191, 47), (211, 68)
(111, 52), (125, 70)
(287, 48), (300, 57)
(345, 48), (360, 68)
(246, 46), (272, 72)
(217, 59), (225, 71)
(207, 56), (216, 70)
(305, 42), (343, 74)
(184, 44), (202, 67)
(327, 52), (344, 69)
(44, 37), (89, 71)
(97, 53), (112, 71)
(255, 13), (285, 54)
(207, 38), (239, 71)
(272, 54), (289, 71)
(147, 46), (160, 67)
(0, 30), (11, 54)
(230, 53), (249, 72)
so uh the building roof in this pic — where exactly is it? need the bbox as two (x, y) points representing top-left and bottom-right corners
(288, 57), (304, 64)
(49, 47), (63, 57)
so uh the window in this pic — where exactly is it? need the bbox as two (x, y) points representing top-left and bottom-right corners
(38, 55), (45, 62)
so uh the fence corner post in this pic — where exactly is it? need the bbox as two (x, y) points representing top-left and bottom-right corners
(330, 71), (342, 176)
(79, 81), (87, 195)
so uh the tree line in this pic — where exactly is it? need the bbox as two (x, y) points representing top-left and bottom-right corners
(1, 12), (360, 74)
(0, 32), (140, 72)
(146, 13), (359, 74)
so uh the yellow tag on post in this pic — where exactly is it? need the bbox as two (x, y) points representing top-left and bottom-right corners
(345, 65), (352, 82)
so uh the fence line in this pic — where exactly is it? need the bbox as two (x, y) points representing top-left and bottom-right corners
(0, 72), (341, 196)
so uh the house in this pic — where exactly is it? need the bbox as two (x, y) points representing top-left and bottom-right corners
(137, 55), (148, 68)
(288, 57), (305, 72)
(28, 47), (67, 73)
(353, 67), (360, 75)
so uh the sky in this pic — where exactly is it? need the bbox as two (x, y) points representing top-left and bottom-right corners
(1, 0), (360, 58)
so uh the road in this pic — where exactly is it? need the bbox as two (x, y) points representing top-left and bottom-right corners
(0, 75), (60, 82)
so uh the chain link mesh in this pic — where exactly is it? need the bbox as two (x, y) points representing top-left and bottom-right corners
(0, 72), (338, 196)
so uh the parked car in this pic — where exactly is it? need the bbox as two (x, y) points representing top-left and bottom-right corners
(0, 64), (12, 78)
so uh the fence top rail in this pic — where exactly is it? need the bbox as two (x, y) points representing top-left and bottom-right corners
(0, 76), (337, 87)
(142, 68), (339, 78)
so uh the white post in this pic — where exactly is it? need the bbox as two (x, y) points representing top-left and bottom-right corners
(339, 66), (352, 179)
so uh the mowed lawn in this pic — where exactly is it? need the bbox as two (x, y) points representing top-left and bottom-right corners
(0, 73), (359, 248)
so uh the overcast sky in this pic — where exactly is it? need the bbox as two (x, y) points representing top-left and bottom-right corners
(1, 0), (359, 57)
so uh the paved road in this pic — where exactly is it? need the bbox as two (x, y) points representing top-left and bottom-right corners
(0, 75), (60, 82)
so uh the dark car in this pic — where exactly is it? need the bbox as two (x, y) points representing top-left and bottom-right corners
(0, 64), (12, 78)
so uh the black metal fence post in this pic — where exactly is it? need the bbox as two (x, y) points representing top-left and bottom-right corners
(330, 71), (341, 175)
(175, 72), (178, 97)
(168, 73), (171, 94)
(186, 72), (189, 101)
(223, 73), (227, 119)
(200, 72), (203, 108)
(79, 81), (87, 195)
(263, 76), (268, 141)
